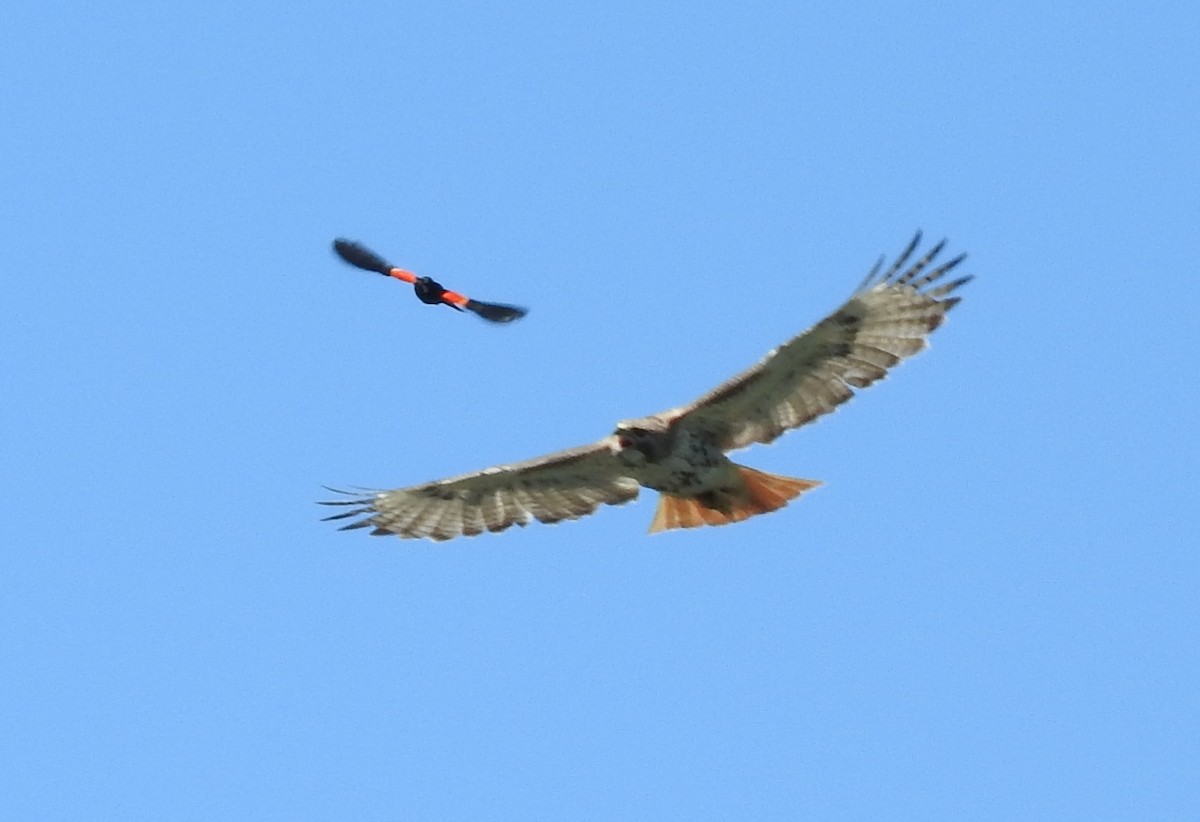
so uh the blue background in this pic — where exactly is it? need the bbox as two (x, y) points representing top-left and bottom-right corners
(3, 1), (1197, 818)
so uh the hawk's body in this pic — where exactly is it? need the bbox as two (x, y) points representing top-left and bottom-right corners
(323, 233), (971, 541)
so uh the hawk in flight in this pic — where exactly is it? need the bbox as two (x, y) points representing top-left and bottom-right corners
(322, 233), (971, 541)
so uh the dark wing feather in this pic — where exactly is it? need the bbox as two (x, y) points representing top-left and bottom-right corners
(320, 439), (639, 541)
(669, 232), (971, 451)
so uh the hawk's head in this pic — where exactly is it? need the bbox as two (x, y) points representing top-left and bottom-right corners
(613, 416), (673, 466)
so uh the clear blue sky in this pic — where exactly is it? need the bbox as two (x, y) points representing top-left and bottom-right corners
(3, 1), (1198, 819)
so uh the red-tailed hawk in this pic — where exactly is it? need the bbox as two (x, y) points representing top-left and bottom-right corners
(322, 233), (970, 540)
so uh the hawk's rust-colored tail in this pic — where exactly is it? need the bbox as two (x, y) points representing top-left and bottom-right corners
(648, 465), (821, 533)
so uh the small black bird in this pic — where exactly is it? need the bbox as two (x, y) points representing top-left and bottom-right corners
(332, 239), (527, 323)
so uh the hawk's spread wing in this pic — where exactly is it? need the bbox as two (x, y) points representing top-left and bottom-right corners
(669, 233), (971, 451)
(321, 439), (639, 541)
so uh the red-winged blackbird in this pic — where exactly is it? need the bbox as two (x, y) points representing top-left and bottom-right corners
(332, 238), (527, 324)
